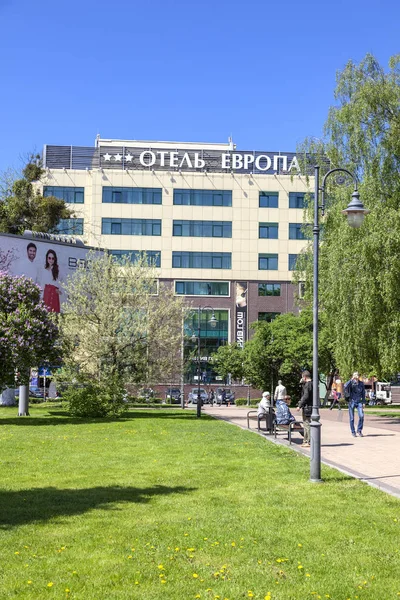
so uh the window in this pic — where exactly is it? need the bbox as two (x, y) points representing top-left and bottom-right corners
(259, 192), (279, 208)
(102, 219), (161, 236)
(55, 218), (84, 235)
(289, 223), (307, 240)
(175, 281), (229, 296)
(102, 187), (162, 204)
(288, 254), (298, 270)
(174, 189), (232, 207)
(258, 254), (278, 270)
(259, 222), (278, 239)
(258, 283), (281, 296)
(44, 186), (84, 204)
(289, 192), (313, 209)
(258, 312), (281, 322)
(172, 252), (231, 269)
(110, 250), (161, 267)
(172, 220), (232, 238)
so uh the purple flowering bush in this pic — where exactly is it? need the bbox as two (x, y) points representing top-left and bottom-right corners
(0, 272), (60, 388)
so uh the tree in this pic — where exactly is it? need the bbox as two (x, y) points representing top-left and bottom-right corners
(295, 54), (400, 379)
(211, 342), (245, 383)
(0, 156), (73, 234)
(241, 310), (335, 401)
(0, 273), (60, 396)
(60, 252), (186, 416)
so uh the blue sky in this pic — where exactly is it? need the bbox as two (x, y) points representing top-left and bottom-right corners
(0, 0), (398, 173)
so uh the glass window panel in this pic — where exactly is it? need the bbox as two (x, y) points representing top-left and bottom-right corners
(259, 192), (279, 208)
(74, 191), (84, 203)
(213, 224), (222, 237)
(152, 222), (161, 236)
(289, 254), (298, 270)
(173, 223), (182, 236)
(182, 222), (190, 236)
(212, 255), (222, 269)
(111, 222), (122, 235)
(175, 281), (185, 294)
(172, 253), (181, 268)
(193, 222), (203, 236)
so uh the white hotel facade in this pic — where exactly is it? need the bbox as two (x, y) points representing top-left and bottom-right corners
(43, 137), (311, 385)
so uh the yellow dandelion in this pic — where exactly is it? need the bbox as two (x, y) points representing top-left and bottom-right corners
(298, 543), (303, 547)
(184, 533), (189, 536)
(47, 582), (54, 587)
(65, 589), (70, 593)
(248, 592), (254, 598)
(188, 517), (192, 520)
(161, 580), (167, 584)
(195, 595), (201, 599)
(204, 537), (208, 540)
(306, 573), (311, 577)
(231, 542), (236, 547)
(265, 595), (272, 600)
(298, 565), (303, 569)
(131, 548), (135, 552)
(193, 573), (199, 578)
(134, 581), (139, 585)
(158, 564), (164, 570)
(128, 555), (133, 559)
(15, 551), (20, 555)
(27, 581), (32, 584)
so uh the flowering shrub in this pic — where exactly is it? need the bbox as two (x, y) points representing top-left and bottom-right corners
(0, 272), (60, 388)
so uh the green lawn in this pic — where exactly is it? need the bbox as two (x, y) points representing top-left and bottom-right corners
(0, 406), (399, 600)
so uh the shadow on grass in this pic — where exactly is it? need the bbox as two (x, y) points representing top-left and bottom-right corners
(0, 409), (214, 427)
(0, 485), (195, 529)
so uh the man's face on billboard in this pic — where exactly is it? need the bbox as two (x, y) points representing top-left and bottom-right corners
(27, 246), (36, 262)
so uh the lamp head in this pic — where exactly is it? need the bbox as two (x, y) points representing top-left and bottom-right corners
(209, 312), (217, 329)
(342, 190), (369, 228)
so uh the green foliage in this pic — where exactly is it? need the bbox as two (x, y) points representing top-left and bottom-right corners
(0, 273), (60, 389)
(211, 342), (244, 382)
(296, 54), (400, 379)
(243, 310), (334, 399)
(0, 155), (73, 234)
(63, 379), (125, 418)
(234, 397), (248, 406)
(1, 405), (400, 599)
(60, 252), (186, 416)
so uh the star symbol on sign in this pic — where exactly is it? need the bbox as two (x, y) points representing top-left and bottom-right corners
(114, 153), (122, 162)
(103, 153), (111, 161)
(125, 153), (133, 162)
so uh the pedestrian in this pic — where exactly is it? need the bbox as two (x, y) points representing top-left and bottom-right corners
(344, 372), (366, 437)
(275, 395), (296, 425)
(257, 391), (273, 432)
(297, 371), (313, 448)
(209, 389), (214, 406)
(329, 388), (342, 411)
(274, 379), (286, 403)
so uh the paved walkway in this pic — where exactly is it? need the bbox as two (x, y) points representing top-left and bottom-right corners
(203, 405), (400, 498)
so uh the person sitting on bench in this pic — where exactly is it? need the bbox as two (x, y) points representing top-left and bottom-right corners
(275, 395), (296, 425)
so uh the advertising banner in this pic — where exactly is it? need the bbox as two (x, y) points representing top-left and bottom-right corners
(235, 281), (248, 348)
(0, 232), (102, 313)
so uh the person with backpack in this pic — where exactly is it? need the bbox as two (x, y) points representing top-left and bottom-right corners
(297, 370), (313, 448)
(344, 372), (366, 437)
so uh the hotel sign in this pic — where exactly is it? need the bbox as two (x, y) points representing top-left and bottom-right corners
(44, 145), (308, 175)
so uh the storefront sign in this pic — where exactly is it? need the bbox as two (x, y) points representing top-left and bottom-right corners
(235, 281), (248, 348)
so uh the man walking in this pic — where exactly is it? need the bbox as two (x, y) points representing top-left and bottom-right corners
(344, 372), (366, 437)
(274, 380), (286, 403)
(297, 371), (313, 448)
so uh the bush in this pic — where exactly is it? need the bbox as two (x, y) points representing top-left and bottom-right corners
(235, 398), (248, 406)
(63, 382), (125, 418)
(234, 398), (259, 407)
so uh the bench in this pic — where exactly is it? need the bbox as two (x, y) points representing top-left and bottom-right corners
(273, 421), (304, 444)
(247, 410), (274, 433)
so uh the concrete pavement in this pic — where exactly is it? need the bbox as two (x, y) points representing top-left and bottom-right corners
(203, 405), (400, 498)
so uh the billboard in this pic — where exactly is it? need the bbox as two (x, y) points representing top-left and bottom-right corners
(0, 232), (102, 313)
(235, 281), (248, 348)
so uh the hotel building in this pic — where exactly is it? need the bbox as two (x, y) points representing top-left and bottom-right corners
(42, 137), (312, 388)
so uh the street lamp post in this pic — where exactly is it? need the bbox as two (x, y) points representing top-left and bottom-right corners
(311, 166), (369, 483)
(192, 306), (217, 418)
